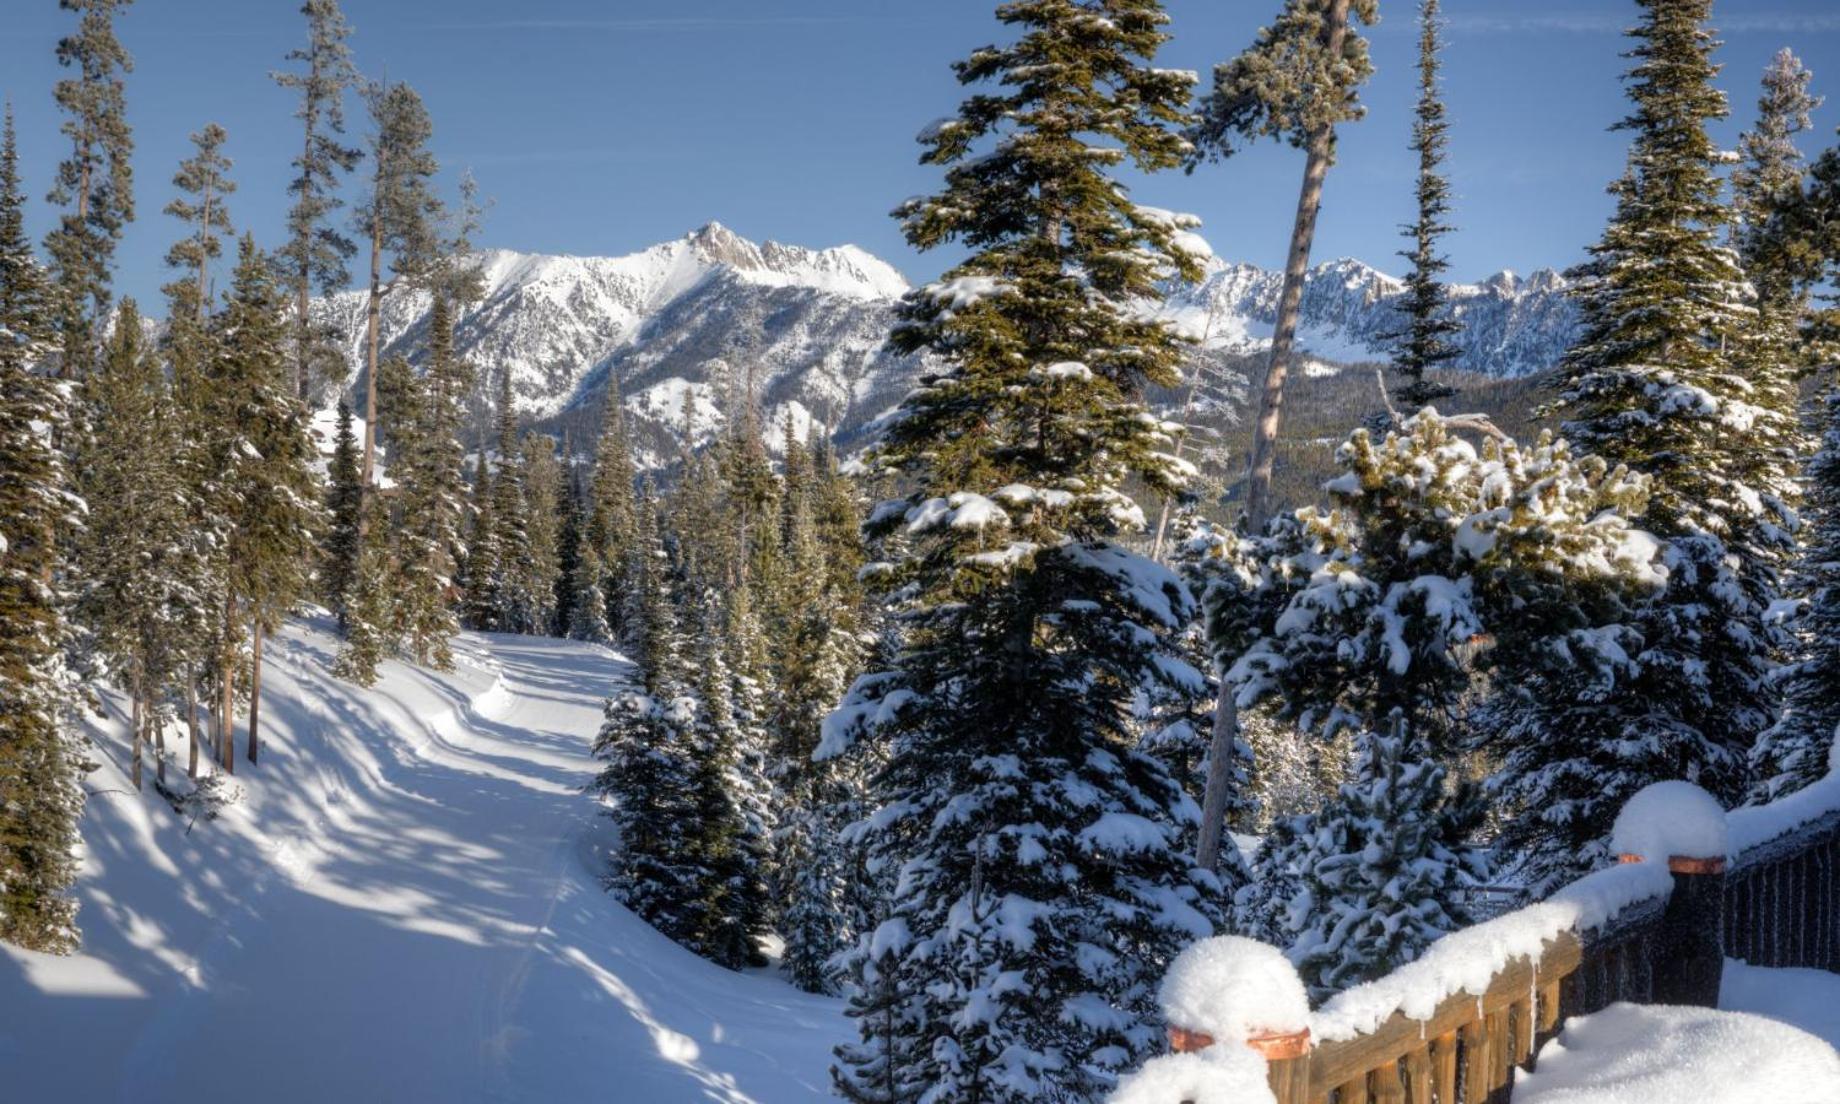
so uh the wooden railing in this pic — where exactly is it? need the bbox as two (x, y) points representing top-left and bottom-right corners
(1266, 902), (1670, 1104)
(1724, 808), (1840, 973)
(1160, 783), (1840, 1104)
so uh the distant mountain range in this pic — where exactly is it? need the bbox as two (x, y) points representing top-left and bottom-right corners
(311, 221), (1581, 458)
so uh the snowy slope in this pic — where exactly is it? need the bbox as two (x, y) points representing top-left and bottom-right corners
(0, 618), (844, 1102)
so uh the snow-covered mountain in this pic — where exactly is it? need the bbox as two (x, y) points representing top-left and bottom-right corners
(1163, 259), (1579, 378)
(311, 223), (1578, 456)
(312, 222), (915, 454)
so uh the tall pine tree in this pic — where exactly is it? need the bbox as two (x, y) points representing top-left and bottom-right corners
(1384, 0), (1460, 412)
(1521, 0), (1799, 883)
(822, 5), (1223, 1098)
(273, 0), (363, 400)
(0, 107), (84, 953)
(161, 124), (235, 320)
(45, 0), (135, 378)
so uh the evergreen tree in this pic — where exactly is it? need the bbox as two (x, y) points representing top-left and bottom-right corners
(823, 5), (1224, 1098)
(161, 123), (235, 320)
(45, 0), (135, 378)
(321, 400), (362, 628)
(1753, 381), (1840, 799)
(0, 108), (84, 952)
(78, 301), (210, 791)
(520, 434), (563, 635)
(460, 447), (499, 632)
(592, 494), (704, 941)
(334, 498), (393, 686)
(1383, 0), (1460, 411)
(208, 237), (323, 768)
(1289, 720), (1478, 999)
(573, 389), (636, 641)
(391, 296), (469, 666)
(273, 0), (362, 399)
(1535, 0), (1798, 872)
(554, 446), (583, 641)
(488, 372), (535, 632)
(1754, 118), (1840, 797)
(1186, 0), (1378, 876)
(354, 81), (442, 489)
(1731, 48), (1820, 319)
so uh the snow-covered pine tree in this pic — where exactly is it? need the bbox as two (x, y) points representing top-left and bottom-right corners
(1753, 381), (1840, 799)
(574, 387), (636, 642)
(520, 433), (563, 636)
(1752, 114), (1840, 798)
(209, 236), (323, 767)
(770, 433), (871, 994)
(1221, 416), (1490, 985)
(391, 295), (468, 667)
(591, 492), (704, 945)
(45, 0), (135, 378)
(460, 447), (499, 632)
(1731, 48), (1820, 323)
(1382, 0), (1460, 412)
(0, 109), (84, 952)
(273, 0), (362, 400)
(1289, 718), (1479, 999)
(677, 587), (772, 970)
(553, 445), (583, 641)
(821, 5), (1223, 1098)
(488, 372), (536, 633)
(1534, 0), (1798, 873)
(321, 400), (362, 628)
(78, 300), (210, 790)
(334, 497), (393, 686)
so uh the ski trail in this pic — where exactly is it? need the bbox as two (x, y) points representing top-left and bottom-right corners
(1, 619), (845, 1102)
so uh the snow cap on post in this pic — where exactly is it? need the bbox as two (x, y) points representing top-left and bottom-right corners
(1612, 781), (1729, 873)
(1159, 936), (1311, 1057)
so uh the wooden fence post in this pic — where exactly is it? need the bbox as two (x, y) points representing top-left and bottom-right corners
(1168, 1025), (1313, 1104)
(1620, 852), (1725, 1006)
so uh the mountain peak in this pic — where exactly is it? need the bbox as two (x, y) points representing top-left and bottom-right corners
(684, 220), (764, 270)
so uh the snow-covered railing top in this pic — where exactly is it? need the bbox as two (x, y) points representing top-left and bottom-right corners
(1115, 755), (1840, 1104)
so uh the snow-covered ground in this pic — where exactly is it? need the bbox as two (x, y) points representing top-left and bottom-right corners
(1513, 960), (1840, 1103)
(0, 618), (844, 1102)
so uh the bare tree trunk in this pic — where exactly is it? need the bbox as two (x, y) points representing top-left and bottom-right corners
(360, 215), (383, 493)
(247, 619), (265, 766)
(186, 670), (200, 780)
(1240, 0), (1351, 535)
(1195, 677), (1239, 872)
(196, 183), (213, 318)
(130, 680), (144, 792)
(1201, 0), (1353, 873)
(220, 595), (238, 776)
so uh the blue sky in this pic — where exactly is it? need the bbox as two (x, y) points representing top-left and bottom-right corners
(4, 0), (1840, 307)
